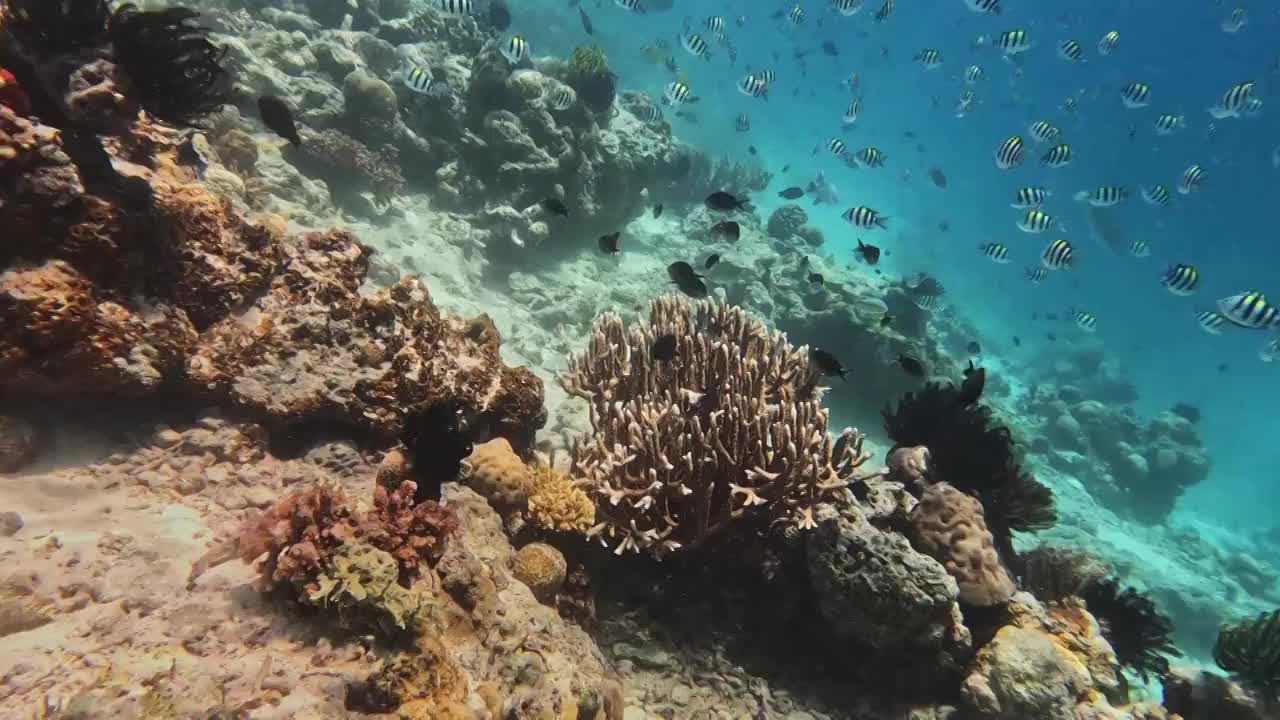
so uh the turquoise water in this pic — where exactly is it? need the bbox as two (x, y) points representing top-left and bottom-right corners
(516, 0), (1280, 527)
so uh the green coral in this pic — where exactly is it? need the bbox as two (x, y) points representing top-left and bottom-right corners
(1215, 608), (1280, 700)
(306, 541), (431, 637)
(568, 45), (610, 78)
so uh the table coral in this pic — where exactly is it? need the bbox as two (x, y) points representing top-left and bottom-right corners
(561, 295), (871, 556)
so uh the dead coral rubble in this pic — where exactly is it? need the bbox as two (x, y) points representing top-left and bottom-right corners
(561, 295), (872, 556)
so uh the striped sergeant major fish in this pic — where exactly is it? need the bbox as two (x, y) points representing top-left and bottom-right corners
(735, 112), (750, 132)
(738, 73), (768, 98)
(616, 0), (646, 13)
(843, 206), (888, 229)
(1020, 209), (1057, 233)
(1026, 267), (1049, 284)
(663, 81), (692, 106)
(833, 0), (863, 16)
(1040, 143), (1072, 168)
(1154, 113), (1186, 135)
(1098, 30), (1119, 55)
(1121, 81), (1151, 108)
(992, 29), (1032, 54)
(1058, 39), (1083, 62)
(964, 0), (1001, 15)
(1029, 120), (1059, 143)
(437, 0), (473, 14)
(402, 66), (450, 97)
(679, 32), (712, 60)
(994, 135), (1025, 169)
(980, 243), (1010, 264)
(1217, 291), (1280, 329)
(1178, 164), (1205, 194)
(499, 34), (529, 64)
(874, 0), (895, 21)
(1041, 239), (1074, 269)
(1070, 309), (1097, 332)
(1142, 184), (1170, 206)
(1012, 186), (1049, 208)
(1209, 81), (1255, 119)
(1161, 263), (1200, 296)
(1073, 186), (1128, 207)
(1196, 310), (1229, 334)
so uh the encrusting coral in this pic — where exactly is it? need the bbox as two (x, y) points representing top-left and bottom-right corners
(561, 295), (872, 557)
(1214, 608), (1280, 701)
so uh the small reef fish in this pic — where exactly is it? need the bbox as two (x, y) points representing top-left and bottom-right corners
(843, 206), (887, 229)
(1142, 184), (1170, 206)
(1161, 263), (1200, 296)
(615, 0), (646, 13)
(964, 0), (1001, 14)
(957, 360), (986, 406)
(1018, 209), (1056, 233)
(709, 220), (741, 242)
(1073, 186), (1128, 207)
(810, 348), (848, 380)
(1208, 81), (1255, 119)
(1121, 81), (1151, 109)
(1222, 8), (1247, 34)
(914, 49), (943, 69)
(991, 29), (1032, 55)
(738, 73), (769, 98)
(994, 135), (1025, 169)
(966, 342), (981, 355)
(842, 96), (861, 126)
(735, 112), (751, 132)
(1026, 267), (1048, 283)
(855, 239), (880, 265)
(980, 243), (1010, 264)
(579, 7), (593, 34)
(928, 167), (947, 188)
(1128, 239), (1152, 257)
(1012, 186), (1049, 208)
(855, 146), (886, 168)
(1070, 309), (1098, 332)
(679, 32), (712, 61)
(1029, 120), (1060, 144)
(1178, 164), (1205, 194)
(1041, 239), (1074, 269)
(705, 192), (749, 211)
(1098, 30), (1120, 55)
(965, 65), (985, 84)
(1195, 310), (1228, 335)
(808, 171), (839, 205)
(437, 0), (474, 14)
(1154, 113), (1185, 135)
(874, 0), (895, 21)
(704, 254), (720, 270)
(258, 95), (302, 147)
(402, 66), (450, 96)
(652, 204), (664, 218)
(1217, 291), (1280, 329)
(820, 138), (848, 157)
(779, 187), (805, 200)
(1057, 39), (1083, 62)
(1040, 144), (1072, 168)
(668, 261), (708, 298)
(549, 87), (576, 110)
(598, 232), (621, 254)
(834, 0), (863, 16)
(663, 81), (693, 106)
(500, 34), (529, 64)
(789, 4), (805, 25)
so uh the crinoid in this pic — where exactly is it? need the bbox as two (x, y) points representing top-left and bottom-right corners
(1083, 577), (1181, 682)
(883, 381), (1056, 556)
(1214, 608), (1280, 700)
(1014, 544), (1110, 605)
(107, 3), (232, 125)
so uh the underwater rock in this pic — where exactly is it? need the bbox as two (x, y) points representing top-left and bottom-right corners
(1163, 664), (1275, 720)
(886, 445), (932, 491)
(806, 508), (973, 673)
(909, 482), (1017, 607)
(342, 69), (399, 123)
(0, 511), (22, 536)
(0, 414), (38, 474)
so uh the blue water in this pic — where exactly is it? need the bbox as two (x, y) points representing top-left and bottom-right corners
(514, 0), (1280, 529)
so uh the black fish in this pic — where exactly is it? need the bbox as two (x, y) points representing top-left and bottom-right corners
(652, 334), (677, 362)
(822, 41), (839, 56)
(1047, 333), (1057, 342)
(1012, 336), (1021, 347)
(779, 186), (805, 199)
(781, 164), (791, 173)
(542, 197), (570, 216)
(673, 276), (708, 298)
(258, 95), (301, 147)
(957, 360), (985, 405)
(705, 191), (749, 211)
(709, 220), (740, 242)
(598, 231), (621, 254)
(1045, 313), (1059, 321)
(929, 167), (947, 188)
(653, 203), (664, 218)
(1218, 363), (1229, 373)
(855, 239), (880, 265)
(880, 313), (893, 328)
(579, 7), (593, 34)
(810, 348), (847, 380)
(896, 354), (926, 378)
(749, 145), (757, 155)
(705, 253), (721, 270)
(808, 272), (824, 289)
(966, 341), (981, 354)
(668, 261), (702, 283)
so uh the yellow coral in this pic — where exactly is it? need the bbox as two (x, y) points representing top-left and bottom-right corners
(465, 438), (532, 513)
(512, 542), (568, 601)
(527, 465), (595, 533)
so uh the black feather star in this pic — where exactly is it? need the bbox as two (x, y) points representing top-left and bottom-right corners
(1215, 608), (1280, 700)
(1083, 578), (1181, 683)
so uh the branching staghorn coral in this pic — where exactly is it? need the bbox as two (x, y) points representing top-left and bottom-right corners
(561, 295), (872, 557)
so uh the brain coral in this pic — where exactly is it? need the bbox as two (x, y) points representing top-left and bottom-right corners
(909, 482), (1016, 607)
(512, 542), (568, 601)
(464, 438), (532, 513)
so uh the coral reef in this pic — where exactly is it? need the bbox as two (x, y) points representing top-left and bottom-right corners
(512, 542), (568, 601)
(561, 296), (872, 556)
(767, 204), (823, 249)
(1215, 609), (1280, 701)
(0, 414), (38, 473)
(1164, 664), (1278, 720)
(284, 128), (406, 207)
(1015, 544), (1111, 605)
(909, 482), (1016, 607)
